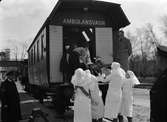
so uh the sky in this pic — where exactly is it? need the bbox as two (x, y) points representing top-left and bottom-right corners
(0, 0), (167, 58)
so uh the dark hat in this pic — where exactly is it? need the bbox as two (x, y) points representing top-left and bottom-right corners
(6, 70), (16, 76)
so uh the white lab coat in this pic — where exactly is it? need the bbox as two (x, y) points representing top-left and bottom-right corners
(90, 75), (104, 120)
(71, 69), (93, 122)
(120, 71), (140, 117)
(73, 85), (92, 122)
(104, 69), (125, 119)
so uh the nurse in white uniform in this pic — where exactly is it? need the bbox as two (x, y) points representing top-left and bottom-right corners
(103, 62), (126, 122)
(119, 70), (140, 122)
(85, 70), (104, 122)
(71, 68), (92, 122)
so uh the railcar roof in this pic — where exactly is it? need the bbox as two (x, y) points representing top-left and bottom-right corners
(28, 0), (130, 51)
(49, 0), (130, 28)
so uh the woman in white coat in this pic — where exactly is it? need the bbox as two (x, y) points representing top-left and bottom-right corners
(119, 70), (140, 122)
(71, 68), (93, 122)
(85, 70), (104, 122)
(103, 62), (126, 122)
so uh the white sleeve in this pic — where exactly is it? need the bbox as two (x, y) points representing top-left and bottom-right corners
(71, 76), (77, 86)
(103, 73), (112, 82)
(96, 74), (105, 82)
(89, 80), (96, 91)
(132, 76), (140, 85)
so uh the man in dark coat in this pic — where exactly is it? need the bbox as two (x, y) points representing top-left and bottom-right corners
(116, 30), (132, 71)
(150, 45), (167, 122)
(60, 44), (72, 83)
(0, 71), (21, 122)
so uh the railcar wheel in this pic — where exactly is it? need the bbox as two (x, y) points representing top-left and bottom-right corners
(52, 94), (66, 115)
(52, 85), (74, 115)
(28, 108), (48, 122)
(52, 88), (66, 115)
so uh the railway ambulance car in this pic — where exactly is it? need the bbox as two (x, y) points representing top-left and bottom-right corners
(27, 0), (130, 114)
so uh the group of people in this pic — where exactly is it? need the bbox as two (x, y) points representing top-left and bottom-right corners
(60, 41), (93, 83)
(71, 62), (140, 122)
(60, 30), (132, 83)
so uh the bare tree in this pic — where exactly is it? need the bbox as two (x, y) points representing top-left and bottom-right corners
(6, 39), (28, 60)
(20, 40), (28, 60)
(126, 23), (159, 77)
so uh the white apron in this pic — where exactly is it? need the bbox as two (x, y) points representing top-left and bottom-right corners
(91, 81), (104, 119)
(71, 68), (92, 122)
(120, 76), (140, 117)
(104, 72), (125, 119)
(74, 87), (91, 122)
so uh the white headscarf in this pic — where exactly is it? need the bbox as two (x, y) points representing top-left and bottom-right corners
(111, 62), (126, 78)
(111, 62), (120, 69)
(127, 70), (140, 85)
(71, 68), (86, 86)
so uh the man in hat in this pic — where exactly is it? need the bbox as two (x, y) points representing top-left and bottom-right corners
(60, 44), (73, 83)
(0, 71), (21, 122)
(116, 30), (132, 71)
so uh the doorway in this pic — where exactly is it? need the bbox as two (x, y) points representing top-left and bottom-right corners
(63, 26), (96, 62)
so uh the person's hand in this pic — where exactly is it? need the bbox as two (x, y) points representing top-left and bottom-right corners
(65, 45), (70, 50)
(97, 74), (105, 82)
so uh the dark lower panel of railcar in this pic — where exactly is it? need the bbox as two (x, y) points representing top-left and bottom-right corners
(26, 81), (74, 115)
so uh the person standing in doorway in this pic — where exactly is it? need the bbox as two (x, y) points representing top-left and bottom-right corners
(60, 44), (72, 83)
(0, 71), (21, 122)
(81, 41), (93, 65)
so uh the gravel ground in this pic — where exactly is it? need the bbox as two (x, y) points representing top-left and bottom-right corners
(117, 88), (150, 122)
(132, 88), (150, 122)
(133, 105), (150, 122)
(1, 83), (151, 122)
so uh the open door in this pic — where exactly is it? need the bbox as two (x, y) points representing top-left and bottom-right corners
(49, 25), (63, 83)
(95, 27), (113, 64)
(63, 26), (96, 61)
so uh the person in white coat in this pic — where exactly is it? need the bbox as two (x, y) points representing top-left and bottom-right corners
(119, 70), (140, 122)
(71, 68), (93, 122)
(103, 62), (126, 122)
(85, 70), (104, 122)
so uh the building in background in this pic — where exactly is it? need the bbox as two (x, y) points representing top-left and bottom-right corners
(0, 49), (27, 82)
(0, 49), (10, 61)
(0, 49), (10, 81)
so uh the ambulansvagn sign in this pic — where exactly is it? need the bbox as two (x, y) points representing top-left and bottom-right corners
(63, 18), (106, 26)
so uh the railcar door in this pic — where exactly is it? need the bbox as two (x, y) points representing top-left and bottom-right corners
(95, 27), (113, 64)
(49, 25), (63, 83)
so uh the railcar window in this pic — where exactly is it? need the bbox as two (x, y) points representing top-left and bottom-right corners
(31, 49), (33, 65)
(37, 40), (39, 62)
(41, 35), (44, 59)
(29, 50), (31, 65)
(34, 45), (36, 64)
(28, 52), (31, 65)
